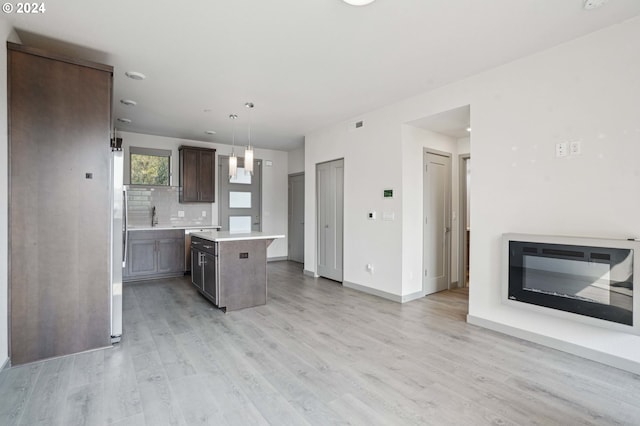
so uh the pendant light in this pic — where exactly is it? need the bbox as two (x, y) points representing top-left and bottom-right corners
(244, 102), (255, 175)
(228, 113), (238, 179)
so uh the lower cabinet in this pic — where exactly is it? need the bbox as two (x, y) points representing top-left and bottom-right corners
(191, 238), (218, 304)
(124, 230), (185, 281)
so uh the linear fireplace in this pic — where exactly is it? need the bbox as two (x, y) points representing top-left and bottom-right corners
(503, 234), (640, 331)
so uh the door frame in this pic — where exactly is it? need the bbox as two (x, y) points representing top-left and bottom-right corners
(458, 154), (470, 288)
(422, 148), (452, 294)
(288, 172), (305, 263)
(315, 158), (344, 282)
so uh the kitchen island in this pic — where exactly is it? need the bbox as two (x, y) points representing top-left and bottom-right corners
(190, 231), (284, 312)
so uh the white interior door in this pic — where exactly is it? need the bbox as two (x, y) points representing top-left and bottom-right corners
(317, 159), (344, 282)
(288, 173), (305, 263)
(423, 151), (451, 294)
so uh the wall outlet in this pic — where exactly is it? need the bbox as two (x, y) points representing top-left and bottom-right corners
(368, 211), (376, 220)
(177, 210), (185, 218)
(202, 211), (207, 217)
(569, 141), (582, 156)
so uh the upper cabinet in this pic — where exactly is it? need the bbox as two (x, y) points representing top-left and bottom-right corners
(179, 146), (216, 203)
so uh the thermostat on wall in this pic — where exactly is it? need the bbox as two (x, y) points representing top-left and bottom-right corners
(383, 189), (393, 198)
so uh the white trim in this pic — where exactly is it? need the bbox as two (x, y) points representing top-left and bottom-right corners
(467, 314), (640, 375)
(267, 256), (288, 262)
(0, 357), (10, 371)
(303, 269), (317, 278)
(344, 280), (424, 303)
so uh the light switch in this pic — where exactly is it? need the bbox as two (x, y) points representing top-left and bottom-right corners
(202, 211), (207, 217)
(382, 212), (395, 221)
(178, 211), (185, 218)
(556, 142), (567, 158)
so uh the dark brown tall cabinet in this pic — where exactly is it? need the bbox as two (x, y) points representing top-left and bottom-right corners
(8, 43), (113, 365)
(179, 146), (216, 202)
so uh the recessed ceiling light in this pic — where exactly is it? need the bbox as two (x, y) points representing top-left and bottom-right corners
(203, 109), (212, 113)
(466, 127), (471, 132)
(125, 71), (146, 80)
(120, 99), (137, 106)
(204, 130), (216, 135)
(342, 0), (376, 5)
(117, 118), (132, 124)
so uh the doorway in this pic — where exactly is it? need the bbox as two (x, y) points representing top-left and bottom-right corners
(458, 155), (471, 287)
(316, 159), (344, 282)
(288, 173), (305, 263)
(423, 150), (452, 295)
(219, 156), (262, 232)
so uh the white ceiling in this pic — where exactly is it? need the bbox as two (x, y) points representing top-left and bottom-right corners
(4, 1), (640, 151)
(408, 105), (471, 139)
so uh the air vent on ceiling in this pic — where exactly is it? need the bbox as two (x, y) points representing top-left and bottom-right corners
(348, 120), (365, 132)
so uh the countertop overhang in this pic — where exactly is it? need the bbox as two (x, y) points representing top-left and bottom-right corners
(128, 225), (222, 232)
(191, 230), (285, 242)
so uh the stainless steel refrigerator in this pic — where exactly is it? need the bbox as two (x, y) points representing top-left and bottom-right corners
(110, 143), (125, 342)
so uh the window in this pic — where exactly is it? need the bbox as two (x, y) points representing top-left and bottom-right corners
(130, 147), (171, 185)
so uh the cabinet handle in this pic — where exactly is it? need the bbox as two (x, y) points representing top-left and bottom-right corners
(203, 245), (214, 249)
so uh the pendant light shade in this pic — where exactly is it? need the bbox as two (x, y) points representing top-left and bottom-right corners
(228, 114), (238, 179)
(244, 102), (255, 175)
(229, 153), (237, 179)
(244, 146), (254, 175)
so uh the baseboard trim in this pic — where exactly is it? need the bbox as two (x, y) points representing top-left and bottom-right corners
(343, 281), (424, 303)
(267, 256), (288, 262)
(0, 357), (10, 371)
(467, 314), (640, 375)
(303, 269), (317, 278)
(401, 290), (425, 303)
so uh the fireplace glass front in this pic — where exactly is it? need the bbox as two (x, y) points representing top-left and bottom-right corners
(508, 241), (633, 326)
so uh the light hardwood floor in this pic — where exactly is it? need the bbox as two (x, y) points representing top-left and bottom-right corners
(1, 261), (639, 425)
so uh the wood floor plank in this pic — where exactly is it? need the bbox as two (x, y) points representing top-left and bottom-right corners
(63, 382), (105, 426)
(17, 356), (73, 426)
(132, 351), (186, 426)
(0, 363), (42, 426)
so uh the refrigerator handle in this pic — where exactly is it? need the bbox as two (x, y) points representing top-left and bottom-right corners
(122, 187), (128, 268)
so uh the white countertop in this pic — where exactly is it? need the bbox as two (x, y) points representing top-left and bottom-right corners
(128, 225), (222, 232)
(190, 230), (285, 242)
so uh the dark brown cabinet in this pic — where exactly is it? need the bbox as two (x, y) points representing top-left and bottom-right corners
(179, 146), (216, 202)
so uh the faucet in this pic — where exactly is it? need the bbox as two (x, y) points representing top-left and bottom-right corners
(151, 206), (158, 227)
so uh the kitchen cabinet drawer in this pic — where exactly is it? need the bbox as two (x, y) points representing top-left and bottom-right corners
(179, 146), (216, 203)
(124, 230), (184, 281)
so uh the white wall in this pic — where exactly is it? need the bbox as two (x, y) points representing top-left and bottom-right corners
(305, 17), (640, 372)
(121, 131), (289, 258)
(288, 146), (305, 174)
(1, 22), (20, 368)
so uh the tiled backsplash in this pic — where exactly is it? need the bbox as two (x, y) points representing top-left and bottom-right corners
(127, 186), (213, 227)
